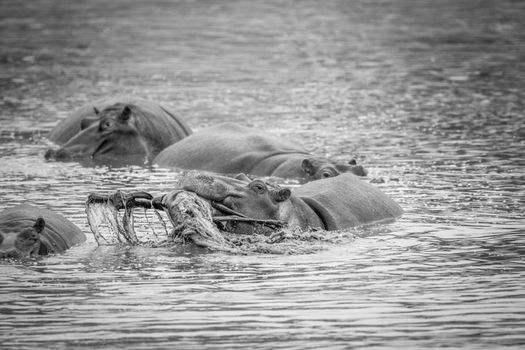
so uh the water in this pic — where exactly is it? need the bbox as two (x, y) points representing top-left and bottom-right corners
(1, 0), (524, 348)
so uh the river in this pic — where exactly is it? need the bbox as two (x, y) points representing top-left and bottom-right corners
(0, 0), (524, 349)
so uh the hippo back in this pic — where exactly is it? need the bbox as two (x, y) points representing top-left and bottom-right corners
(293, 174), (403, 229)
(47, 96), (192, 146)
(154, 122), (307, 173)
(0, 205), (86, 255)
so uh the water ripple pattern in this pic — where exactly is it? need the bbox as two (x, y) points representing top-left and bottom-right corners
(0, 0), (524, 349)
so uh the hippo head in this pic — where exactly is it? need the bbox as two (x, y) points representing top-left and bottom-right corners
(173, 171), (291, 234)
(301, 157), (368, 180)
(0, 217), (44, 259)
(45, 104), (152, 165)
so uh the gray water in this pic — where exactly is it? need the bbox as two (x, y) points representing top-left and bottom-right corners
(1, 0), (524, 349)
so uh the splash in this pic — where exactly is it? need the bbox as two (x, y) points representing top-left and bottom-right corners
(85, 190), (352, 254)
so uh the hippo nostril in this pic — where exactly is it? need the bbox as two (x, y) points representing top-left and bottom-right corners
(44, 148), (56, 160)
(45, 148), (71, 160)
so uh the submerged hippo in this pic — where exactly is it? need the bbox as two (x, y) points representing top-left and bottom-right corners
(0, 205), (86, 258)
(95, 171), (402, 238)
(167, 171), (402, 232)
(153, 123), (367, 181)
(45, 96), (192, 165)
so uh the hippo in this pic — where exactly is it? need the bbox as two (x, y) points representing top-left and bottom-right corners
(93, 171), (402, 239)
(167, 171), (402, 233)
(153, 123), (366, 182)
(0, 205), (86, 258)
(45, 96), (192, 165)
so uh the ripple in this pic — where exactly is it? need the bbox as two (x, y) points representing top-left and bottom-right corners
(2, 0), (525, 348)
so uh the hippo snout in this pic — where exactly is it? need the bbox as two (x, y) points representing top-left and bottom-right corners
(45, 148), (71, 160)
(44, 148), (56, 160)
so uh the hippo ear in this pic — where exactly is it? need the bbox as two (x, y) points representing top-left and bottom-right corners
(33, 217), (45, 234)
(301, 159), (315, 175)
(93, 107), (100, 115)
(120, 106), (132, 121)
(348, 159), (357, 165)
(234, 173), (251, 182)
(274, 188), (291, 202)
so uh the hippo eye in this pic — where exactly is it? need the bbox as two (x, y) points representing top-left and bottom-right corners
(250, 181), (267, 194)
(321, 168), (338, 178)
(99, 120), (111, 131)
(321, 169), (333, 178)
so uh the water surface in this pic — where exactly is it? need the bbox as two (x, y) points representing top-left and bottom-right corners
(1, 0), (524, 349)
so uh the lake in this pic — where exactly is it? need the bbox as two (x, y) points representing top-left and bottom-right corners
(0, 0), (524, 349)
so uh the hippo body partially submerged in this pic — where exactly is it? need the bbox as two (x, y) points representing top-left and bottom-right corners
(0, 205), (86, 258)
(173, 171), (402, 232)
(154, 123), (366, 181)
(92, 171), (402, 238)
(46, 96), (192, 165)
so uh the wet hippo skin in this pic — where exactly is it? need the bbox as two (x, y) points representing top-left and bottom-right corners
(0, 205), (86, 258)
(45, 96), (192, 165)
(154, 123), (367, 182)
(170, 171), (403, 232)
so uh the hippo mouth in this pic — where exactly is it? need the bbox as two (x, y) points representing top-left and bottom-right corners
(45, 138), (111, 161)
(44, 147), (72, 160)
(90, 139), (112, 158)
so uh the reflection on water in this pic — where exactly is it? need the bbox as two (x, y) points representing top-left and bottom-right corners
(1, 0), (524, 349)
